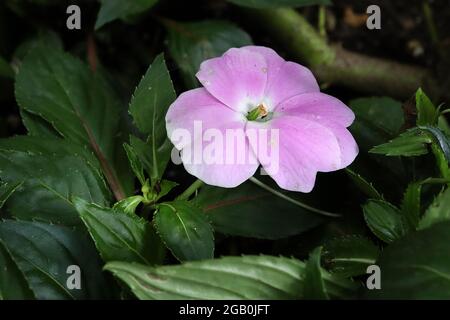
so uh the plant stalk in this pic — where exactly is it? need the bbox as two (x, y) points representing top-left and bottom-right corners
(241, 8), (436, 99)
(176, 179), (204, 201)
(249, 177), (341, 218)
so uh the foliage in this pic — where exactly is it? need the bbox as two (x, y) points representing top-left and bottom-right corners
(0, 0), (449, 301)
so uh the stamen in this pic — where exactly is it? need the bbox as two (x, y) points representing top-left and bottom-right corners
(247, 104), (269, 121)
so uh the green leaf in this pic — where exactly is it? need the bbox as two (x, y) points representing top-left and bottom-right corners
(420, 126), (450, 163)
(154, 201), (214, 262)
(345, 168), (382, 200)
(193, 182), (322, 239)
(0, 220), (111, 299)
(419, 187), (450, 229)
(431, 143), (450, 179)
(15, 44), (130, 199)
(363, 200), (406, 243)
(0, 135), (101, 170)
(105, 255), (354, 300)
(349, 96), (404, 150)
(129, 135), (152, 178)
(0, 239), (35, 300)
(0, 181), (23, 209)
(303, 247), (328, 299)
(74, 197), (163, 265)
(0, 56), (13, 78)
(401, 182), (422, 230)
(129, 54), (176, 184)
(19, 109), (61, 138)
(95, 0), (158, 29)
(0, 138), (110, 226)
(166, 20), (252, 88)
(416, 88), (437, 126)
(13, 29), (63, 61)
(323, 236), (379, 278)
(369, 128), (433, 157)
(366, 221), (450, 299)
(227, 0), (331, 9)
(113, 195), (144, 215)
(149, 179), (178, 203)
(123, 142), (146, 185)
(438, 114), (450, 136)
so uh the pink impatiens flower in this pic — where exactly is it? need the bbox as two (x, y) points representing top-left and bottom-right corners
(165, 46), (358, 192)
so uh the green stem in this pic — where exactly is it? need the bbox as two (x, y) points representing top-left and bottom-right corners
(318, 5), (327, 38)
(249, 177), (341, 218)
(176, 179), (204, 201)
(420, 177), (450, 185)
(422, 1), (440, 49)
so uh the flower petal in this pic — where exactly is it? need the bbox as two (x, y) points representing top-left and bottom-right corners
(275, 92), (355, 127)
(166, 88), (259, 188)
(292, 114), (359, 168)
(244, 46), (320, 108)
(246, 115), (342, 192)
(196, 48), (267, 113)
(328, 124), (359, 168)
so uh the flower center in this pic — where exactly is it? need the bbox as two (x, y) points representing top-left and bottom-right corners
(246, 104), (271, 122)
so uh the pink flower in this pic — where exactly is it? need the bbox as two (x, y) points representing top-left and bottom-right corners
(166, 46), (358, 192)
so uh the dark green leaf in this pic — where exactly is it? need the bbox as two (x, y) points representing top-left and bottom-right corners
(129, 135), (152, 178)
(0, 137), (110, 226)
(105, 255), (354, 300)
(0, 56), (13, 78)
(129, 54), (176, 184)
(369, 128), (432, 157)
(19, 109), (61, 138)
(419, 188), (450, 229)
(0, 181), (23, 209)
(349, 96), (404, 150)
(15, 44), (131, 199)
(303, 247), (328, 299)
(401, 182), (422, 230)
(345, 168), (382, 200)
(154, 201), (214, 262)
(416, 88), (437, 126)
(75, 197), (162, 265)
(363, 200), (406, 243)
(323, 235), (379, 278)
(13, 29), (63, 61)
(227, 0), (331, 9)
(193, 182), (322, 239)
(166, 20), (252, 88)
(95, 0), (159, 29)
(366, 221), (450, 299)
(123, 142), (146, 185)
(0, 135), (101, 170)
(0, 239), (35, 299)
(0, 220), (111, 299)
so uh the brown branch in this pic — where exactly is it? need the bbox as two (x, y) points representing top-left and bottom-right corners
(86, 33), (98, 73)
(76, 110), (126, 201)
(242, 8), (437, 100)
